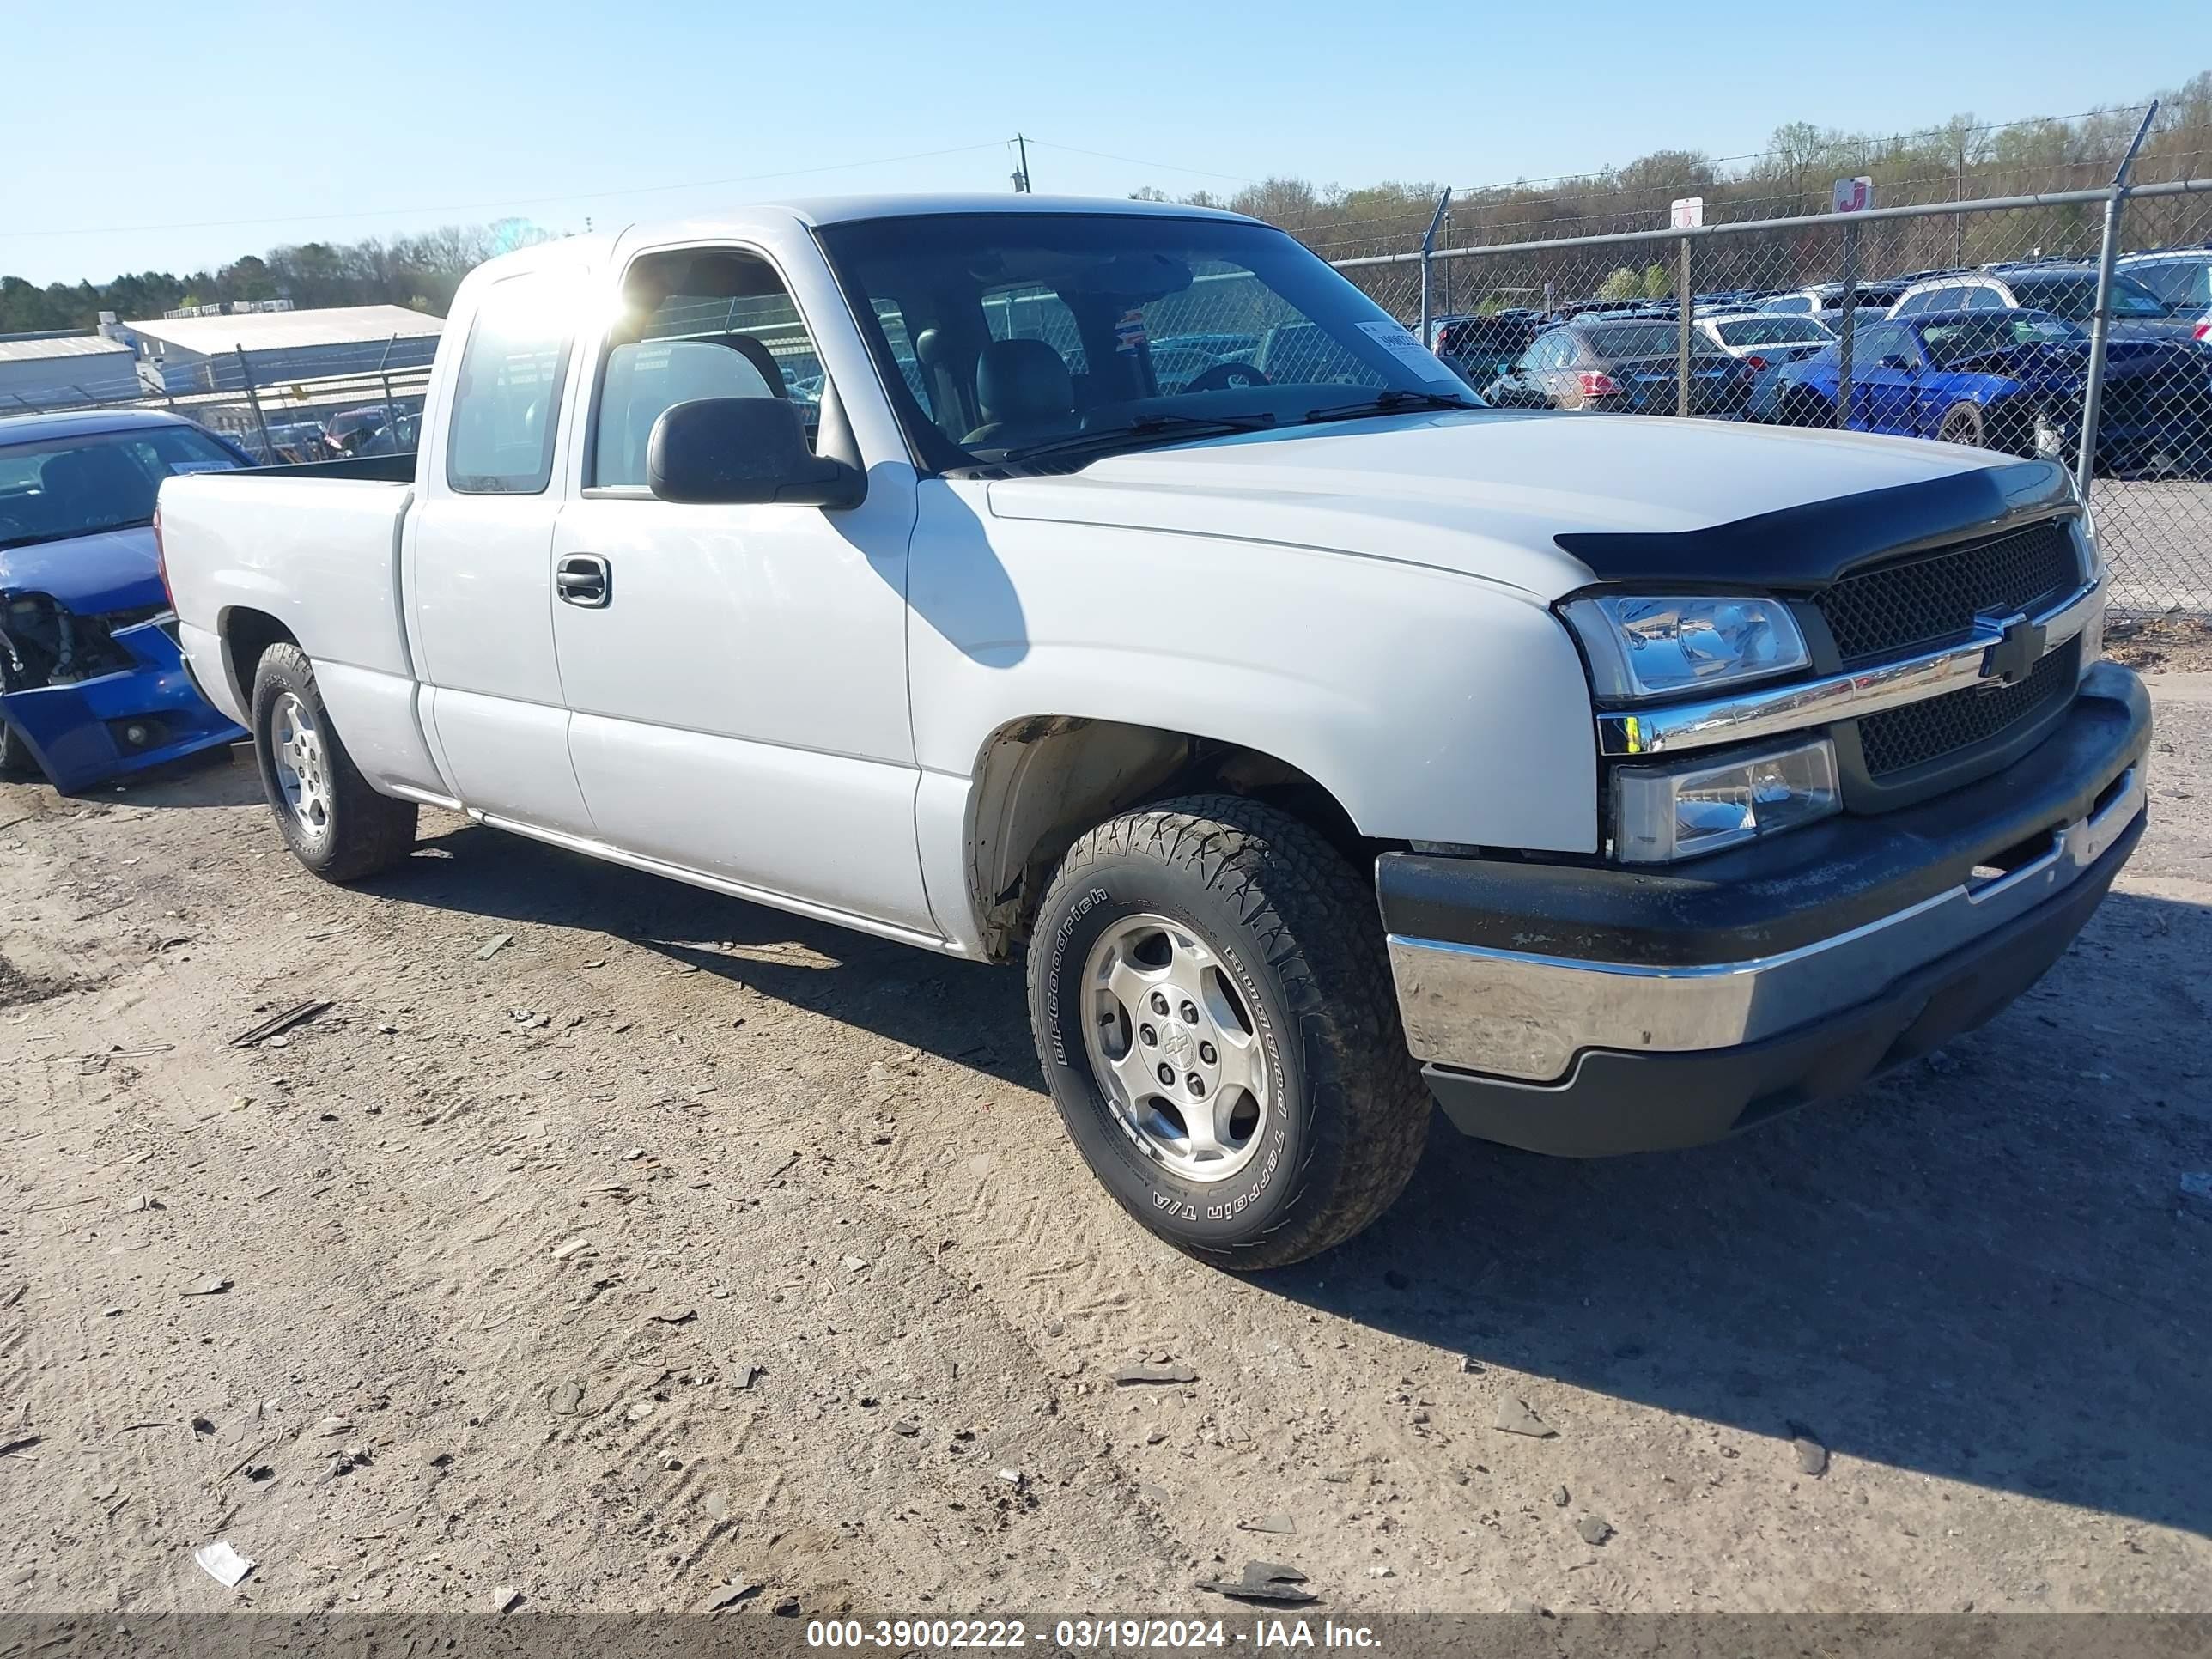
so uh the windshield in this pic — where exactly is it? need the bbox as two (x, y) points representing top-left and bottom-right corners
(0, 425), (241, 551)
(1919, 313), (2085, 366)
(2007, 273), (2167, 321)
(817, 212), (1474, 469)
(1714, 316), (1834, 347)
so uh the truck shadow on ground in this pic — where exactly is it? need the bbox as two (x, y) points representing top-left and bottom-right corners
(1268, 884), (2212, 1541)
(371, 823), (2212, 1538)
(374, 817), (1047, 1086)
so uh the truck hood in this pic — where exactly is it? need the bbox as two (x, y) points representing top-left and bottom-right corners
(984, 410), (2021, 601)
(0, 524), (165, 615)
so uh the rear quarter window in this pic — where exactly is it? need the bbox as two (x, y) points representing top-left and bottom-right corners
(446, 272), (577, 495)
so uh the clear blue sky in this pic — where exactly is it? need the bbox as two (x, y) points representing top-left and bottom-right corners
(0, 0), (2194, 286)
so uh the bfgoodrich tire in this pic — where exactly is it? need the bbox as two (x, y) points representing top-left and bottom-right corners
(249, 642), (417, 882)
(1026, 794), (1431, 1270)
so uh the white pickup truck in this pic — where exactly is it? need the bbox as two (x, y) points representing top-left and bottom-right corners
(158, 194), (2149, 1268)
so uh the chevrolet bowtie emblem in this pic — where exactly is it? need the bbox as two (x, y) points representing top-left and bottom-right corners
(1981, 613), (2048, 688)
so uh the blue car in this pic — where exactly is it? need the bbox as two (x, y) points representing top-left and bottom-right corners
(1765, 308), (2212, 471)
(0, 410), (252, 791)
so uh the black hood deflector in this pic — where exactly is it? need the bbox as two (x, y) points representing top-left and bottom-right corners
(1554, 457), (2075, 592)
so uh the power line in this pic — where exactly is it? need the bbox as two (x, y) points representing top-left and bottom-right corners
(0, 140), (1013, 241)
(1022, 138), (1255, 186)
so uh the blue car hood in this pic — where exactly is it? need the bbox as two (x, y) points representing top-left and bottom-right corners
(0, 524), (165, 616)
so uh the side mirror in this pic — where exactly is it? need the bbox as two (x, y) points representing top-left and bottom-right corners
(1880, 354), (1915, 371)
(647, 397), (864, 509)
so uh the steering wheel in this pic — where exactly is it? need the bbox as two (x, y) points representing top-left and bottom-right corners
(1181, 361), (1271, 394)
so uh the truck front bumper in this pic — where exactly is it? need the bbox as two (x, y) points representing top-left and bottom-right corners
(1380, 661), (2151, 1156)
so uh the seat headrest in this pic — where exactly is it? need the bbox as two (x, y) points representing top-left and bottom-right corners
(40, 446), (154, 523)
(975, 338), (1073, 427)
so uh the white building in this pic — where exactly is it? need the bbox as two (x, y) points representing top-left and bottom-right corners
(119, 303), (443, 395)
(0, 333), (142, 412)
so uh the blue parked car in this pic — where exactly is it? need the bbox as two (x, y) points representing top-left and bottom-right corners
(0, 410), (251, 791)
(1764, 309), (2212, 472)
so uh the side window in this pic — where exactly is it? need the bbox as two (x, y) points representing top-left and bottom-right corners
(447, 272), (575, 495)
(1966, 286), (2006, 311)
(1858, 324), (1910, 366)
(1893, 290), (1929, 317)
(589, 247), (823, 489)
(1770, 295), (1810, 314)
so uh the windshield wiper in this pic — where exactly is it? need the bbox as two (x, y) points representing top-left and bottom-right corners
(994, 410), (1279, 466)
(1300, 389), (1481, 426)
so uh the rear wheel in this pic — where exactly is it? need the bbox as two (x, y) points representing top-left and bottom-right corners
(249, 642), (417, 881)
(1026, 794), (1431, 1270)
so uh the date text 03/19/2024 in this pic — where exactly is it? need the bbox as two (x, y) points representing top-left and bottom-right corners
(804, 1618), (1384, 1650)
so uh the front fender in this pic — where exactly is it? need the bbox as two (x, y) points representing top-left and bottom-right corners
(908, 493), (1600, 856)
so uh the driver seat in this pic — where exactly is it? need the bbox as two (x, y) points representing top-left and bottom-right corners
(963, 339), (1077, 447)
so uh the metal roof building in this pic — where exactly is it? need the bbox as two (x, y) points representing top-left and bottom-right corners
(121, 303), (444, 394)
(0, 334), (142, 410)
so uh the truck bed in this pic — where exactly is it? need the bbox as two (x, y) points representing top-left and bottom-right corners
(157, 465), (443, 799)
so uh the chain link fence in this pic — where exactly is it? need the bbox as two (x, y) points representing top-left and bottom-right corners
(1329, 167), (2212, 615)
(5, 337), (431, 465)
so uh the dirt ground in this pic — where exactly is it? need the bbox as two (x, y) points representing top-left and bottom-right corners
(2, 675), (2209, 1621)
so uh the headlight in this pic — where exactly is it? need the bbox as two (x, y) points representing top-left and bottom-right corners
(1561, 594), (1808, 702)
(1614, 736), (1839, 864)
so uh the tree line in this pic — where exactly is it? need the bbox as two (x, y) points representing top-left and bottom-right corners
(0, 220), (551, 337)
(1142, 70), (2212, 260)
(7, 71), (2206, 338)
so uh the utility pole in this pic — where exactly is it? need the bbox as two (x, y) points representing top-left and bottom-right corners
(1012, 134), (1031, 194)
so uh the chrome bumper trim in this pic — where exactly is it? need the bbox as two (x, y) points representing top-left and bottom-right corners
(1389, 763), (2142, 1082)
(1597, 575), (2105, 759)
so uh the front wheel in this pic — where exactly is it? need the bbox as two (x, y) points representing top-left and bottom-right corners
(1025, 795), (1431, 1270)
(0, 720), (38, 781)
(250, 642), (417, 881)
(1936, 400), (1987, 448)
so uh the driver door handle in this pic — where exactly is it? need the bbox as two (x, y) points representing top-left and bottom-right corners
(556, 554), (611, 608)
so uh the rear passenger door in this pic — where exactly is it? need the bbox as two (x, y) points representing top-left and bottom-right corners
(545, 240), (934, 935)
(407, 264), (598, 834)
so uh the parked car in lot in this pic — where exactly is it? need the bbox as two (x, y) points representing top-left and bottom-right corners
(1888, 263), (2195, 345)
(2117, 246), (2212, 343)
(1152, 331), (1259, 362)
(157, 195), (2146, 1268)
(1761, 282), (1911, 326)
(1484, 317), (1755, 415)
(1430, 311), (1547, 386)
(0, 410), (250, 789)
(1694, 311), (1836, 368)
(1765, 308), (2212, 471)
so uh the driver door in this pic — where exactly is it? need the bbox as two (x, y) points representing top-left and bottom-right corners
(546, 241), (934, 935)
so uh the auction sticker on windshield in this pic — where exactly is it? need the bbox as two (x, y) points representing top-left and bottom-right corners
(1355, 319), (1458, 382)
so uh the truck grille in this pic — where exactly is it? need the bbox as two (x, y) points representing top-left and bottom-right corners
(1857, 637), (2080, 779)
(1817, 520), (2081, 666)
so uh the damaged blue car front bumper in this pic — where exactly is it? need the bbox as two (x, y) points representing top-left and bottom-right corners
(1, 615), (243, 792)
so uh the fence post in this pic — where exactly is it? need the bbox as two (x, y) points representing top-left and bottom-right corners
(1835, 222), (1858, 429)
(1675, 236), (1693, 418)
(235, 345), (276, 462)
(2077, 103), (2158, 489)
(1417, 188), (1453, 346)
(376, 332), (400, 450)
